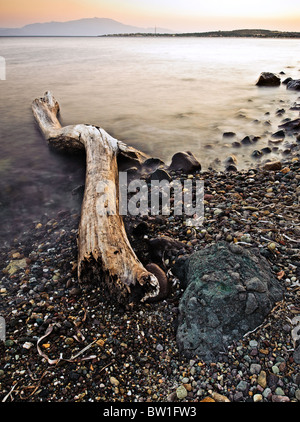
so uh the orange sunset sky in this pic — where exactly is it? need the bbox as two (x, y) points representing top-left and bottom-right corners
(0, 0), (299, 32)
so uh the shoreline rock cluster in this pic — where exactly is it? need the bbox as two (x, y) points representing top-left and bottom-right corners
(0, 72), (299, 403)
(0, 145), (299, 402)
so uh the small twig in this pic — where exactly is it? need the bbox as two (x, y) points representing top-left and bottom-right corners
(70, 339), (98, 360)
(257, 220), (275, 225)
(243, 323), (264, 338)
(282, 234), (300, 243)
(20, 371), (49, 400)
(98, 361), (113, 376)
(37, 324), (97, 365)
(235, 241), (253, 246)
(2, 382), (18, 402)
(260, 236), (280, 245)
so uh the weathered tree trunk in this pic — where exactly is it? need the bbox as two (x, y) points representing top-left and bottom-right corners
(32, 91), (159, 303)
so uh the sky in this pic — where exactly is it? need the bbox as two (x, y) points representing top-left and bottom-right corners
(0, 0), (300, 32)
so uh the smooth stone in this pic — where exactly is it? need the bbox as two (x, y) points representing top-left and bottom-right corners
(211, 392), (230, 402)
(275, 387), (285, 396)
(263, 161), (282, 171)
(263, 388), (272, 398)
(253, 394), (263, 402)
(223, 132), (236, 138)
(236, 380), (249, 394)
(169, 151), (201, 174)
(271, 130), (285, 139)
(272, 395), (290, 402)
(176, 385), (188, 399)
(250, 363), (261, 374)
(257, 371), (267, 389)
(252, 150), (262, 158)
(110, 377), (120, 387)
(241, 136), (252, 145)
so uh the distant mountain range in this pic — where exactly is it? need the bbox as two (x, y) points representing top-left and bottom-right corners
(1, 20), (299, 38)
(0, 18), (172, 36)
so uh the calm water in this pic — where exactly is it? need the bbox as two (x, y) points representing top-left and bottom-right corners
(0, 37), (300, 242)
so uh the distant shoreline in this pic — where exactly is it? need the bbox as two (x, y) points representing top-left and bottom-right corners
(100, 29), (300, 39)
(1, 29), (300, 39)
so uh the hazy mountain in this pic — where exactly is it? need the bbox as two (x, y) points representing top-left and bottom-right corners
(0, 18), (172, 36)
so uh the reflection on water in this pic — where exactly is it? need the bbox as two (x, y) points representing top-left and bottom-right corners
(0, 37), (299, 243)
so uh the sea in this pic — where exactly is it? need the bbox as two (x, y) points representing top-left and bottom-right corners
(0, 36), (299, 242)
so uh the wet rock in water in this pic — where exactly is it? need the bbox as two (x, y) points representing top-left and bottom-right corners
(232, 141), (241, 148)
(290, 102), (300, 111)
(224, 156), (238, 172)
(279, 118), (300, 132)
(176, 242), (283, 362)
(256, 72), (281, 87)
(142, 157), (165, 172)
(276, 108), (285, 116)
(269, 138), (284, 145)
(261, 147), (272, 154)
(147, 168), (172, 182)
(286, 79), (300, 91)
(169, 151), (201, 174)
(241, 136), (252, 145)
(225, 164), (237, 172)
(271, 130), (285, 139)
(282, 77), (293, 85)
(252, 150), (263, 158)
(263, 161), (282, 171)
(224, 155), (238, 165)
(223, 132), (236, 138)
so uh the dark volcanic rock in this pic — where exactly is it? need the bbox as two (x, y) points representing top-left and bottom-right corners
(256, 72), (281, 87)
(223, 132), (236, 138)
(147, 168), (172, 182)
(176, 242), (283, 362)
(169, 151), (201, 174)
(279, 118), (300, 132)
(252, 150), (263, 158)
(271, 130), (285, 139)
(225, 164), (237, 172)
(286, 79), (300, 91)
(241, 136), (252, 145)
(282, 77), (293, 85)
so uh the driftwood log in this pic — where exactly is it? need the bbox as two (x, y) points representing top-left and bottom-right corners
(32, 91), (159, 303)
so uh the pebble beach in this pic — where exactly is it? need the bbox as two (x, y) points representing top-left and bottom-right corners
(1, 142), (299, 403)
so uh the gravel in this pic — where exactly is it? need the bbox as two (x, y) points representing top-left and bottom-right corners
(0, 121), (299, 403)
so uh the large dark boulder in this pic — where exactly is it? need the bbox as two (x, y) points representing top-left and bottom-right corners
(256, 72), (281, 87)
(176, 242), (283, 362)
(169, 151), (201, 173)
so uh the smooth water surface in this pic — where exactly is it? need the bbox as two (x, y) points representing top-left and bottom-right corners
(0, 37), (299, 241)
